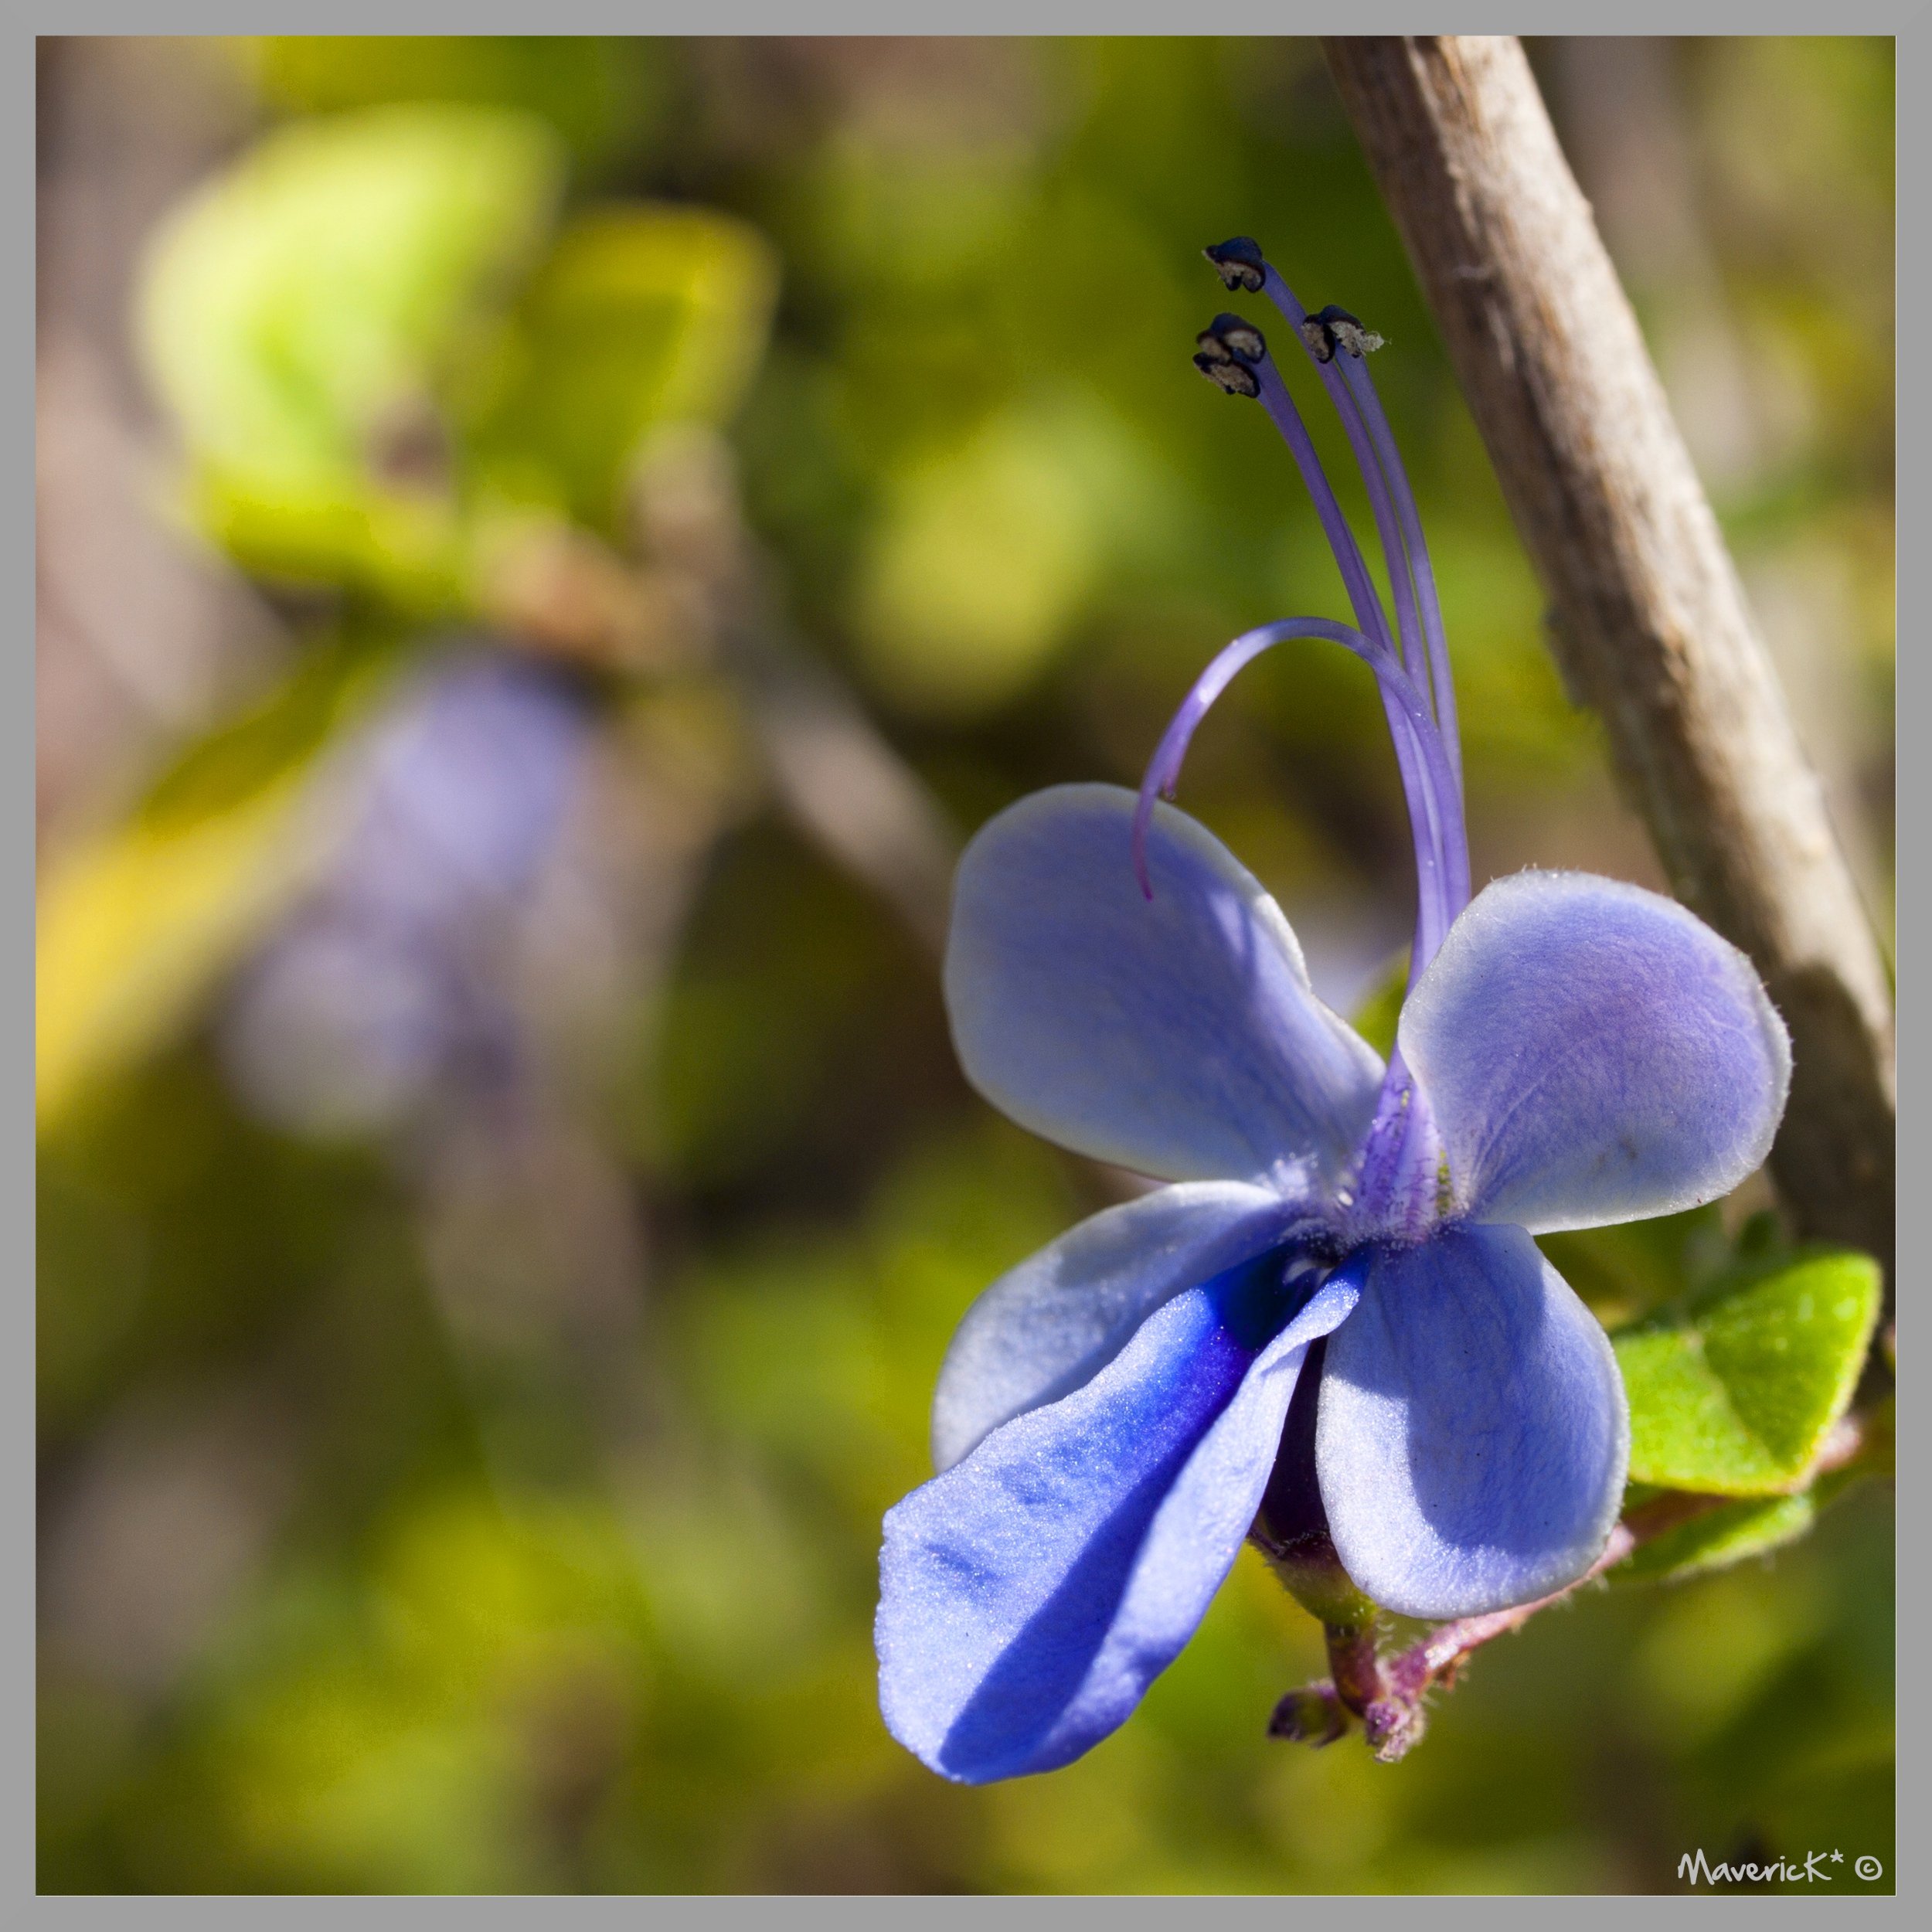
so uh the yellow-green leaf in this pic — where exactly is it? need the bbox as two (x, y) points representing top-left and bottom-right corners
(247, 36), (655, 171)
(137, 102), (563, 595)
(1613, 1249), (1882, 1496)
(852, 393), (1151, 719)
(36, 641), (395, 1131)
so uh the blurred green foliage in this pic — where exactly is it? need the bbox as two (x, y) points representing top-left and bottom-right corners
(247, 36), (662, 174)
(137, 103), (561, 603)
(464, 203), (779, 532)
(39, 35), (1893, 1895)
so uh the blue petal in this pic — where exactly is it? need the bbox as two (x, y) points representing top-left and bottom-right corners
(879, 1273), (1359, 1784)
(945, 785), (1384, 1187)
(1316, 1224), (1628, 1620)
(931, 1180), (1312, 1473)
(1398, 871), (1791, 1233)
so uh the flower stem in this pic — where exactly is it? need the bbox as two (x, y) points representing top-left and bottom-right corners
(1268, 1411), (1881, 1763)
(1324, 1618), (1384, 1719)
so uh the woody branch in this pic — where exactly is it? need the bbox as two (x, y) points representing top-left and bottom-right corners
(1321, 36), (1896, 1301)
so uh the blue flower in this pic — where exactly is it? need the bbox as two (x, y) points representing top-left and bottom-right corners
(874, 240), (1792, 1784)
(223, 648), (590, 1138)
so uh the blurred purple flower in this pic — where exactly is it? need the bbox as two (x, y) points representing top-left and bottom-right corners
(222, 650), (591, 1139)
(876, 240), (1791, 1784)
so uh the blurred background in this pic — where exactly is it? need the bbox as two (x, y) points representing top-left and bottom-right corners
(36, 36), (1893, 1894)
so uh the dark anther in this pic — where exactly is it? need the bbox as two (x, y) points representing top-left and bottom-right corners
(1298, 303), (1386, 364)
(1193, 349), (1259, 398)
(1193, 308), (1267, 396)
(1203, 236), (1267, 293)
(1197, 311), (1267, 364)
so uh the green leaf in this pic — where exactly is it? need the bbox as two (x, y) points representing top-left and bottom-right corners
(1613, 1249), (1883, 1495)
(36, 638), (398, 1131)
(461, 206), (780, 532)
(137, 102), (563, 598)
(1613, 1469), (1868, 1586)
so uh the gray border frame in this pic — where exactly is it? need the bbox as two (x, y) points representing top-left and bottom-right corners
(18, 4), (1914, 1916)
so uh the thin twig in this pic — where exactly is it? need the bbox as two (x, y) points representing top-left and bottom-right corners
(1321, 36), (1895, 1296)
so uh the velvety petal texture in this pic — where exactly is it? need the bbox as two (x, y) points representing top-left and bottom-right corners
(879, 1268), (1360, 1784)
(1398, 871), (1791, 1233)
(931, 1180), (1310, 1473)
(1315, 1223), (1628, 1619)
(945, 786), (1384, 1188)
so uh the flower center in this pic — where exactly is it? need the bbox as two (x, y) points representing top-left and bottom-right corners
(1344, 1054), (1449, 1248)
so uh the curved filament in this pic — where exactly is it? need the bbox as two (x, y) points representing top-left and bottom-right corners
(1134, 618), (1467, 987)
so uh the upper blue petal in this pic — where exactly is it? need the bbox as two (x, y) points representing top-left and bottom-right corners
(944, 784), (1385, 1188)
(1397, 870), (1791, 1233)
(931, 1179), (1311, 1473)
(879, 1268), (1359, 1784)
(1315, 1223), (1629, 1620)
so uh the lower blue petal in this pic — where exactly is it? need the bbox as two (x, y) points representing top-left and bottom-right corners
(877, 1268), (1359, 1784)
(1315, 1223), (1629, 1620)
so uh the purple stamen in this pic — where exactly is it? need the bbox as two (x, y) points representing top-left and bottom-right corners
(1248, 352), (1459, 940)
(1349, 1043), (1444, 1247)
(1333, 352), (1462, 796)
(1175, 244), (1474, 983)
(1194, 240), (1471, 934)
(1253, 270), (1430, 701)
(1209, 240), (1462, 801)
(1248, 359), (1397, 661)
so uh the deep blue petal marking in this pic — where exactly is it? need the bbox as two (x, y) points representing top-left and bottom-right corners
(879, 1267), (1360, 1784)
(930, 1179), (1315, 1473)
